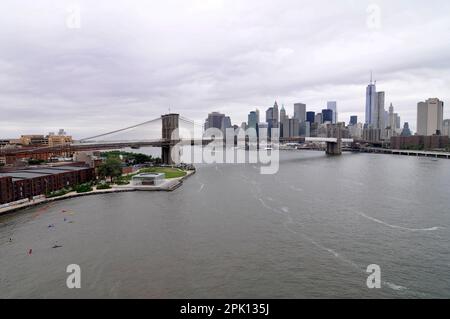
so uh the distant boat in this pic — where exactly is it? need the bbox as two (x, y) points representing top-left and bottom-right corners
(264, 147), (273, 150)
(131, 146), (140, 149)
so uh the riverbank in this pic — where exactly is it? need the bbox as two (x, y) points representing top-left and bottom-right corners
(0, 170), (195, 216)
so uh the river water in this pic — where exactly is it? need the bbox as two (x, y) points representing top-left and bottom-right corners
(1, 151), (449, 298)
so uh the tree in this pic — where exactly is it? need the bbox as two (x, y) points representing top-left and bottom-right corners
(97, 158), (123, 182)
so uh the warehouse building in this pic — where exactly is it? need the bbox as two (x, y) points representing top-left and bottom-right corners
(0, 165), (94, 205)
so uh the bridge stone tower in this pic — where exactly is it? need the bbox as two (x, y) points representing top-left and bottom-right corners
(326, 123), (342, 155)
(161, 113), (180, 165)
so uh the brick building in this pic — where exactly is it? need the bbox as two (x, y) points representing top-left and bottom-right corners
(0, 165), (94, 205)
(390, 135), (450, 150)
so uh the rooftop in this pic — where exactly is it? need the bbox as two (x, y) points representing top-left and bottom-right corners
(0, 165), (91, 180)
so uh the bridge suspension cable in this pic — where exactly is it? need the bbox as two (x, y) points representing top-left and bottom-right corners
(77, 117), (162, 143)
(179, 116), (204, 128)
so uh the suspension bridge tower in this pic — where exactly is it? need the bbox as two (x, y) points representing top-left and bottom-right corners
(161, 113), (180, 165)
(325, 123), (343, 155)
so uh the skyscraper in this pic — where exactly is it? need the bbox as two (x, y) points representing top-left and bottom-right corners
(327, 101), (337, 123)
(280, 105), (287, 122)
(205, 112), (225, 131)
(221, 116), (232, 133)
(294, 103), (306, 122)
(417, 98), (444, 136)
(443, 119), (450, 137)
(322, 109), (333, 123)
(255, 109), (260, 124)
(349, 116), (358, 125)
(388, 103), (395, 129)
(373, 91), (385, 129)
(248, 111), (258, 131)
(400, 123), (412, 137)
(306, 111), (315, 123)
(315, 113), (323, 124)
(273, 101), (279, 127)
(365, 77), (377, 125)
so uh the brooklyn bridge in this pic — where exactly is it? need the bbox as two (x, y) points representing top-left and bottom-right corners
(0, 114), (353, 165)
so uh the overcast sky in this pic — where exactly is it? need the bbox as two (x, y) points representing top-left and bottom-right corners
(1, 0), (449, 138)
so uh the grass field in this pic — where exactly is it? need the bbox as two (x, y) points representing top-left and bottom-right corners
(139, 167), (187, 179)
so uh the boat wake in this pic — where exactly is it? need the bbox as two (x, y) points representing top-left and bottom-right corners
(354, 211), (440, 232)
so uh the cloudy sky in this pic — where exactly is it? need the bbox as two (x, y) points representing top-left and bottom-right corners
(0, 0), (449, 138)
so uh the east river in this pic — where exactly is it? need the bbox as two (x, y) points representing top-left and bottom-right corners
(1, 151), (449, 298)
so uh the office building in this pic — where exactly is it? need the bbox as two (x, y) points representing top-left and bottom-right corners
(443, 119), (450, 137)
(417, 98), (444, 136)
(315, 113), (323, 124)
(322, 109), (333, 123)
(400, 123), (412, 137)
(349, 116), (358, 126)
(327, 101), (337, 123)
(299, 121), (310, 137)
(294, 103), (306, 122)
(373, 91), (385, 129)
(306, 111), (315, 123)
(365, 78), (377, 125)
(280, 105), (287, 122)
(248, 111), (258, 132)
(205, 112), (225, 131)
(221, 116), (232, 133)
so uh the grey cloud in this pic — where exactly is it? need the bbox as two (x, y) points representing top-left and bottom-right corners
(0, 0), (450, 138)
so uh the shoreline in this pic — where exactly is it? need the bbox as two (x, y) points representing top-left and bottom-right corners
(0, 170), (195, 217)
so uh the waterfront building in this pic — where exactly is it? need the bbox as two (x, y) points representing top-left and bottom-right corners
(362, 127), (381, 142)
(47, 134), (73, 147)
(131, 173), (165, 186)
(348, 123), (363, 139)
(327, 101), (337, 123)
(417, 98), (444, 136)
(20, 135), (47, 146)
(0, 165), (94, 205)
(390, 135), (449, 150)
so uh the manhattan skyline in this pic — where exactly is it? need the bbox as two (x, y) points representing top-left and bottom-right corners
(1, 0), (450, 138)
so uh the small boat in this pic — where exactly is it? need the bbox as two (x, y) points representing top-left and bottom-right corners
(264, 147), (273, 150)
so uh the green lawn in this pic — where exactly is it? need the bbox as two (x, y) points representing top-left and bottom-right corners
(139, 167), (187, 179)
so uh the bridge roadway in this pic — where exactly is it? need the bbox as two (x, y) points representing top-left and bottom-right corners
(0, 136), (355, 156)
